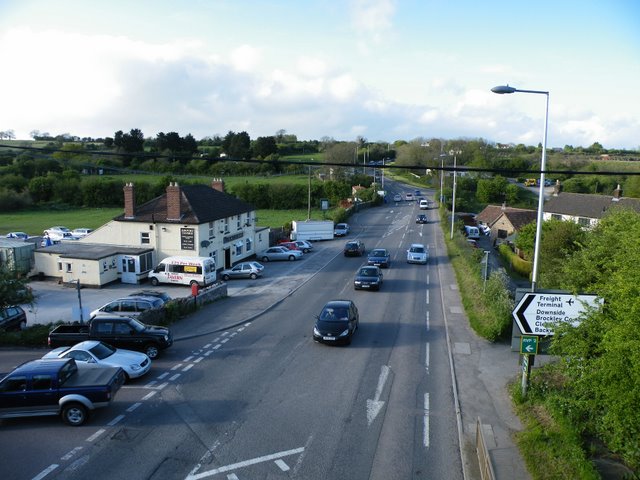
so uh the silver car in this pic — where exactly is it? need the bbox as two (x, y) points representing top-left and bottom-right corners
(407, 243), (429, 264)
(90, 296), (164, 318)
(259, 246), (303, 262)
(220, 262), (264, 280)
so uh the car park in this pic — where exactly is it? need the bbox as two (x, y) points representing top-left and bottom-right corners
(278, 241), (302, 251)
(353, 265), (383, 291)
(293, 240), (313, 253)
(5, 232), (28, 240)
(406, 243), (429, 264)
(259, 246), (303, 262)
(0, 306), (27, 331)
(149, 256), (217, 287)
(367, 248), (391, 268)
(72, 228), (93, 237)
(43, 226), (72, 241)
(42, 340), (151, 380)
(220, 262), (264, 280)
(334, 223), (350, 236)
(128, 290), (172, 303)
(90, 296), (164, 318)
(478, 223), (491, 235)
(343, 240), (366, 257)
(313, 299), (359, 345)
(416, 214), (428, 224)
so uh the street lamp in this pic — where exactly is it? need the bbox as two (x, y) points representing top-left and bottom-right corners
(491, 84), (549, 292)
(449, 150), (461, 240)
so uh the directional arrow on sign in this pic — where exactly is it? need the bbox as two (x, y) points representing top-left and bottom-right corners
(512, 292), (601, 336)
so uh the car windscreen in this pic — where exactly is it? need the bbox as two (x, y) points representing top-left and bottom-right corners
(89, 342), (117, 360)
(410, 247), (425, 253)
(319, 307), (348, 322)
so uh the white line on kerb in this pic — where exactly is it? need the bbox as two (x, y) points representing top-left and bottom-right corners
(86, 428), (106, 443)
(185, 447), (305, 480)
(31, 464), (58, 480)
(423, 393), (430, 448)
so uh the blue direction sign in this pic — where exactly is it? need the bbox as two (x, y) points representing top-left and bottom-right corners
(512, 293), (601, 336)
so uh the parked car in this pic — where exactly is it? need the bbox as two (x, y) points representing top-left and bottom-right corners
(354, 265), (383, 291)
(220, 262), (264, 280)
(0, 358), (124, 426)
(279, 241), (302, 251)
(90, 296), (164, 318)
(313, 299), (359, 345)
(393, 194), (402, 202)
(478, 223), (491, 235)
(293, 240), (313, 253)
(367, 248), (391, 268)
(416, 214), (428, 224)
(128, 290), (172, 303)
(47, 315), (173, 359)
(259, 246), (303, 262)
(0, 306), (27, 331)
(334, 223), (350, 237)
(72, 228), (93, 237)
(407, 243), (429, 264)
(43, 341), (151, 380)
(5, 232), (28, 240)
(344, 240), (366, 257)
(43, 226), (72, 241)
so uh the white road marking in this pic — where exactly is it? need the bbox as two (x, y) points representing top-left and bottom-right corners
(275, 459), (290, 471)
(426, 311), (430, 331)
(367, 365), (390, 426)
(108, 414), (125, 426)
(425, 342), (430, 374)
(157, 372), (170, 380)
(142, 391), (157, 401)
(32, 464), (58, 480)
(170, 373), (181, 381)
(145, 380), (157, 388)
(424, 393), (430, 448)
(203, 343), (212, 349)
(237, 327), (245, 332)
(194, 357), (204, 363)
(204, 350), (213, 356)
(229, 332), (237, 338)
(185, 447), (305, 480)
(60, 447), (83, 461)
(157, 382), (169, 390)
(183, 356), (194, 362)
(182, 363), (194, 372)
(127, 402), (142, 412)
(226, 474), (239, 480)
(171, 364), (183, 370)
(86, 429), (105, 443)
(221, 338), (230, 344)
(213, 344), (222, 350)
(426, 289), (430, 305)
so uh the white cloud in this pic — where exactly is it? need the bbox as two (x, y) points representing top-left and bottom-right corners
(229, 44), (262, 72)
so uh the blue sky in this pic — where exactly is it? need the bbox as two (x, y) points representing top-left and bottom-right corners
(0, 0), (638, 149)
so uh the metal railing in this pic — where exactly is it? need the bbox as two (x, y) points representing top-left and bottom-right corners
(476, 417), (496, 480)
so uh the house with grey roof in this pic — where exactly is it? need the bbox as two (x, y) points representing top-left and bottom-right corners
(543, 183), (640, 228)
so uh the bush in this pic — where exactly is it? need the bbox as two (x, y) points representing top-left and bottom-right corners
(0, 324), (52, 348)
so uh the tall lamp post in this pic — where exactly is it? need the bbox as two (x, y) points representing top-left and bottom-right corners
(491, 85), (549, 292)
(449, 150), (461, 240)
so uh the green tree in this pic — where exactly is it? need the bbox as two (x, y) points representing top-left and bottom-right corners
(0, 267), (33, 309)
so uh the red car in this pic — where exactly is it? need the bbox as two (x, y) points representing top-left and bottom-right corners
(278, 241), (301, 251)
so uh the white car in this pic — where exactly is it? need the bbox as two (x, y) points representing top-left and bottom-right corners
(43, 226), (72, 241)
(259, 246), (303, 262)
(5, 232), (28, 240)
(334, 223), (350, 236)
(72, 228), (93, 237)
(42, 340), (151, 380)
(393, 194), (402, 202)
(407, 243), (429, 264)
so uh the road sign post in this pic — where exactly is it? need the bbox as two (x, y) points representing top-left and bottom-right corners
(520, 336), (538, 355)
(521, 354), (531, 396)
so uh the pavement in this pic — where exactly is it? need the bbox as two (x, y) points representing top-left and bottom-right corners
(12, 226), (529, 480)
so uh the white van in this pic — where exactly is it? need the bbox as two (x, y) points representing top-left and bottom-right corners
(148, 256), (216, 287)
(464, 226), (480, 240)
(419, 199), (429, 210)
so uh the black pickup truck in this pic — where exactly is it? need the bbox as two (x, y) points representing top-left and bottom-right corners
(48, 315), (173, 359)
(0, 358), (124, 426)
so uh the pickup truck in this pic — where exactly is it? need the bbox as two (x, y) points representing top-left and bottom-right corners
(0, 358), (125, 426)
(48, 315), (173, 359)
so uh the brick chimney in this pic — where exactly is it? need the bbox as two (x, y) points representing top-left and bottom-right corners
(612, 184), (622, 201)
(211, 178), (225, 193)
(166, 182), (182, 220)
(123, 182), (135, 219)
(553, 179), (562, 196)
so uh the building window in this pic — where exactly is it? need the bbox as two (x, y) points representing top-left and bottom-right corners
(551, 214), (562, 220)
(224, 219), (229, 233)
(246, 238), (252, 252)
(65, 263), (72, 273)
(57, 262), (62, 271)
(236, 215), (241, 230)
(578, 217), (590, 227)
(141, 232), (150, 244)
(209, 251), (217, 266)
(209, 221), (215, 239)
(140, 252), (153, 272)
(235, 243), (243, 256)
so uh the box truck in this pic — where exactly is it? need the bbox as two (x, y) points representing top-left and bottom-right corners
(291, 220), (334, 241)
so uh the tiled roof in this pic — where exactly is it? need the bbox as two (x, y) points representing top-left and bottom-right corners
(501, 210), (537, 230)
(544, 192), (640, 219)
(114, 185), (255, 224)
(476, 205), (536, 226)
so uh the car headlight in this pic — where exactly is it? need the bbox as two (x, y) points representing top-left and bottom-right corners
(313, 327), (321, 336)
(164, 334), (169, 341)
(130, 364), (141, 371)
(338, 329), (350, 337)
(354, 280), (361, 285)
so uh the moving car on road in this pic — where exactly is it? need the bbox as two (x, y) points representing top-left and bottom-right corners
(343, 240), (366, 257)
(334, 223), (350, 236)
(367, 248), (391, 268)
(393, 194), (402, 202)
(407, 243), (429, 264)
(416, 214), (428, 224)
(220, 262), (264, 280)
(43, 340), (151, 380)
(353, 265), (383, 291)
(313, 300), (359, 345)
(259, 246), (303, 262)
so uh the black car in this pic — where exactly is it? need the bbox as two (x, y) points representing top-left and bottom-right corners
(313, 300), (359, 345)
(354, 266), (383, 291)
(0, 306), (27, 331)
(367, 248), (391, 268)
(343, 240), (365, 257)
(416, 214), (428, 224)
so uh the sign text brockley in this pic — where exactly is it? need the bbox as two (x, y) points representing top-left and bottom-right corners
(512, 293), (601, 336)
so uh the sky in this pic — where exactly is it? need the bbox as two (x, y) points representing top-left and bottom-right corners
(0, 0), (639, 149)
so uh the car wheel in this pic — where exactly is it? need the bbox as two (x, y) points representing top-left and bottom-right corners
(261, 256), (269, 262)
(288, 255), (296, 261)
(19, 320), (27, 330)
(150, 277), (159, 286)
(249, 273), (257, 280)
(145, 344), (160, 359)
(222, 274), (230, 281)
(62, 402), (88, 426)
